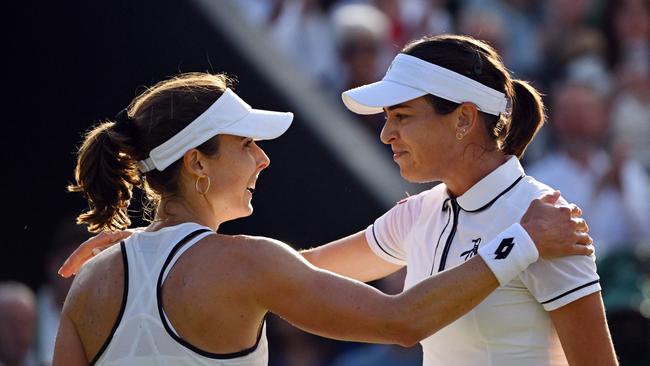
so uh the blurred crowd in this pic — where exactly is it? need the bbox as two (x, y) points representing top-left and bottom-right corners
(2, 1), (648, 365)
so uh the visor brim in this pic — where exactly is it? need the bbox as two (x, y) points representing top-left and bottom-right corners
(221, 109), (293, 140)
(342, 80), (427, 115)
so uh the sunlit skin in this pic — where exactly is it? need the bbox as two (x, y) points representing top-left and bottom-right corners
(381, 96), (508, 197)
(147, 134), (270, 232)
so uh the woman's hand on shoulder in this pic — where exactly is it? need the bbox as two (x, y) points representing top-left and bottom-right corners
(58, 230), (134, 278)
(520, 191), (593, 259)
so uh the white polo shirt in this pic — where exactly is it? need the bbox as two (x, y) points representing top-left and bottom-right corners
(366, 156), (600, 366)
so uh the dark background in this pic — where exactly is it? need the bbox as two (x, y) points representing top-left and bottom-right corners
(2, 0), (385, 288)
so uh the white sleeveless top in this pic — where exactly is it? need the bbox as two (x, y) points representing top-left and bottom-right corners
(92, 222), (269, 366)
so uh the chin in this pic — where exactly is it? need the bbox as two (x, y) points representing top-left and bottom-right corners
(400, 168), (438, 184)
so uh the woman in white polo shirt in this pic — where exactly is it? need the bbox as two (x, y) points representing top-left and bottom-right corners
(53, 72), (590, 366)
(329, 34), (617, 365)
(55, 40), (607, 365)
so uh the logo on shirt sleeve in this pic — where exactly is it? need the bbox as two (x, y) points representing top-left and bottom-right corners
(494, 237), (515, 259)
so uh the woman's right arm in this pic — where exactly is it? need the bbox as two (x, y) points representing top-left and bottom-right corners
(301, 231), (403, 283)
(302, 193), (592, 283)
(250, 235), (499, 346)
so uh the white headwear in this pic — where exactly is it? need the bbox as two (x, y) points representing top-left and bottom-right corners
(342, 53), (509, 116)
(137, 89), (293, 173)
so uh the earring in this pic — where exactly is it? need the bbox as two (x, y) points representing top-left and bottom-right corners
(195, 176), (211, 195)
(456, 132), (464, 140)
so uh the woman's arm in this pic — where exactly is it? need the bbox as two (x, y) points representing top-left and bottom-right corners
(251, 235), (501, 346)
(52, 313), (88, 366)
(302, 193), (592, 283)
(301, 231), (403, 282)
(550, 292), (618, 366)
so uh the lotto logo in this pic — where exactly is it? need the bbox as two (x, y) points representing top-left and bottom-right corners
(494, 238), (515, 259)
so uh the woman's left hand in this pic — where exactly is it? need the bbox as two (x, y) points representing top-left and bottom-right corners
(57, 230), (133, 278)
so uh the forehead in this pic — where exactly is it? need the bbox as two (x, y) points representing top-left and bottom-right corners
(218, 134), (247, 142)
(384, 96), (432, 112)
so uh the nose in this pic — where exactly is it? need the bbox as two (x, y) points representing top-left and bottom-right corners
(380, 116), (396, 145)
(255, 144), (270, 170)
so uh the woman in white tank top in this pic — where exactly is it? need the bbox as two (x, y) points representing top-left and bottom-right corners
(54, 72), (594, 366)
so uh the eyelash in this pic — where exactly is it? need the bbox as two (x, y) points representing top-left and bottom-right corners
(244, 138), (253, 147)
(385, 113), (407, 121)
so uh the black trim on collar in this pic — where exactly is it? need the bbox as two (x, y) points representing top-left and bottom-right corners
(90, 242), (129, 365)
(430, 199), (453, 276)
(540, 280), (600, 305)
(457, 175), (525, 213)
(156, 228), (266, 359)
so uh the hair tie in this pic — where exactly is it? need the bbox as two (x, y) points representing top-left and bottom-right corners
(114, 108), (133, 127)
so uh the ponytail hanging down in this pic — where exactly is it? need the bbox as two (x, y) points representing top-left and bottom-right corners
(502, 79), (545, 158)
(68, 121), (142, 232)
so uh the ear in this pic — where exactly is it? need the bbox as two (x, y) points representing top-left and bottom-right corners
(182, 149), (206, 177)
(455, 103), (479, 136)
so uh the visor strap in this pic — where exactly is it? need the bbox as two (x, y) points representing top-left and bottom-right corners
(137, 158), (156, 173)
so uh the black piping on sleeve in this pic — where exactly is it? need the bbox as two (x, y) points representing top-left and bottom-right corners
(540, 280), (600, 305)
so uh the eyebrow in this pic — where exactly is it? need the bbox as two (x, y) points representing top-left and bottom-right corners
(385, 103), (413, 112)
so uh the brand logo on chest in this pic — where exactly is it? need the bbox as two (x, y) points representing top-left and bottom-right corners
(460, 237), (481, 261)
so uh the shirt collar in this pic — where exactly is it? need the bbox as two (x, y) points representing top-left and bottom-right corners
(454, 156), (525, 212)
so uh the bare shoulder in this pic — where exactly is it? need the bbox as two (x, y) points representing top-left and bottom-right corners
(65, 243), (125, 313)
(199, 233), (299, 258)
(63, 242), (125, 358)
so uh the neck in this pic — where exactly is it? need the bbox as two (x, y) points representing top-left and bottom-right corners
(149, 196), (222, 232)
(444, 148), (509, 197)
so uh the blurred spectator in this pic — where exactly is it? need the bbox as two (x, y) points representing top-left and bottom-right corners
(457, 5), (507, 54)
(374, 0), (406, 44)
(539, 0), (602, 88)
(401, 0), (454, 39)
(459, 0), (544, 78)
(331, 2), (393, 134)
(609, 67), (650, 173)
(266, 0), (340, 85)
(603, 0), (650, 172)
(34, 217), (89, 366)
(0, 281), (37, 366)
(561, 28), (612, 95)
(602, 0), (649, 75)
(527, 81), (650, 258)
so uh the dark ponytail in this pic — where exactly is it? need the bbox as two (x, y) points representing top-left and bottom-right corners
(502, 80), (545, 158)
(69, 73), (230, 233)
(68, 121), (142, 232)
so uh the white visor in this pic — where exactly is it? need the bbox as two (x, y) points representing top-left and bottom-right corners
(137, 88), (293, 172)
(342, 54), (509, 116)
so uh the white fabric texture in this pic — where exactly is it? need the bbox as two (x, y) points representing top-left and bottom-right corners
(366, 157), (600, 365)
(94, 222), (269, 366)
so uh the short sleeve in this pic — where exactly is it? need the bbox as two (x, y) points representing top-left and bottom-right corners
(519, 254), (601, 311)
(365, 196), (423, 265)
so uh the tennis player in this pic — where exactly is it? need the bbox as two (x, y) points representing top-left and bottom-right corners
(53, 72), (591, 366)
(323, 34), (617, 365)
